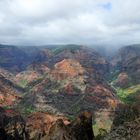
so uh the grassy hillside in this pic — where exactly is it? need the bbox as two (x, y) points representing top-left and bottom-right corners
(51, 45), (82, 55)
(116, 84), (140, 104)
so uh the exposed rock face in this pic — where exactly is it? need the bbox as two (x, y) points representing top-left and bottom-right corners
(115, 72), (129, 88)
(28, 63), (50, 74)
(104, 118), (140, 140)
(26, 112), (69, 139)
(44, 119), (76, 140)
(111, 45), (140, 84)
(70, 111), (94, 140)
(0, 44), (139, 139)
(15, 70), (42, 88)
(0, 70), (22, 106)
(14, 45), (120, 135)
(45, 111), (94, 140)
(22, 58), (119, 117)
(0, 68), (15, 81)
(34, 48), (52, 63)
(19, 57), (120, 135)
(52, 59), (85, 80)
(111, 45), (140, 69)
(34, 45), (110, 77)
(0, 108), (27, 140)
(0, 108), (94, 140)
(0, 45), (120, 136)
(103, 100), (140, 140)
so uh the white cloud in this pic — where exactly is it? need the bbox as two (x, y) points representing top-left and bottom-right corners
(0, 0), (140, 46)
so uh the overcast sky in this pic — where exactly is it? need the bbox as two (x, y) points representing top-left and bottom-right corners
(0, 0), (140, 46)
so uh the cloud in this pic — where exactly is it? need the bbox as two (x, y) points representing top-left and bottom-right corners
(0, 0), (140, 46)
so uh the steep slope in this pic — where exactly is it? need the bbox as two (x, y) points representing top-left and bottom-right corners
(104, 118), (140, 140)
(0, 44), (140, 139)
(111, 45), (140, 85)
(104, 100), (140, 140)
(0, 108), (94, 140)
(110, 45), (140, 105)
(34, 45), (110, 77)
(11, 45), (120, 134)
(18, 57), (120, 135)
(0, 68), (22, 107)
(0, 44), (34, 73)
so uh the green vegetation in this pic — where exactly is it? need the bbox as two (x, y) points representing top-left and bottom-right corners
(106, 70), (120, 82)
(95, 128), (107, 140)
(28, 74), (46, 87)
(66, 115), (75, 122)
(93, 124), (100, 136)
(25, 106), (34, 114)
(116, 84), (140, 104)
(51, 45), (81, 55)
(93, 116), (112, 137)
(17, 74), (46, 89)
(44, 79), (60, 94)
(17, 104), (34, 114)
(18, 79), (28, 88)
(3, 105), (12, 110)
(68, 95), (85, 114)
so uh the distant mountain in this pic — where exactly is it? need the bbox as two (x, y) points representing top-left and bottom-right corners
(33, 45), (110, 76)
(0, 44), (110, 75)
(111, 44), (140, 85)
(0, 44), (35, 73)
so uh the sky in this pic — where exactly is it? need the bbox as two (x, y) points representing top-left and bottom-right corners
(0, 0), (140, 46)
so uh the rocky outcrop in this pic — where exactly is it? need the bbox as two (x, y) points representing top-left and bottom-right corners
(45, 111), (94, 140)
(103, 101), (140, 140)
(52, 59), (85, 80)
(104, 118), (140, 140)
(70, 111), (94, 140)
(26, 112), (69, 139)
(0, 71), (22, 106)
(115, 72), (129, 88)
(0, 108), (27, 140)
(0, 108), (94, 140)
